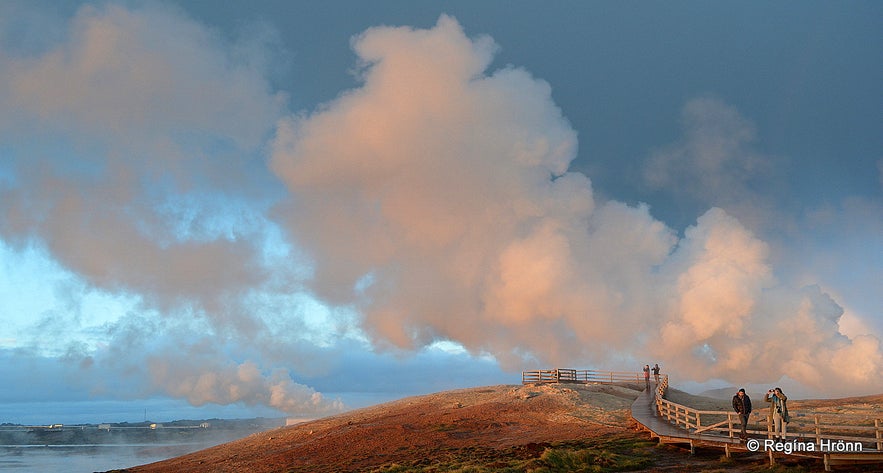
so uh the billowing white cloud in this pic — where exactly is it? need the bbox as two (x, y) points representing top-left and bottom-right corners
(0, 4), (879, 420)
(147, 358), (342, 414)
(2, 3), (283, 148)
(657, 208), (773, 353)
(0, 2), (334, 416)
(270, 15), (883, 395)
(0, 2), (286, 309)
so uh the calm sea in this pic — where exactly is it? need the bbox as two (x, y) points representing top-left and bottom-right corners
(0, 393), (399, 472)
(0, 442), (224, 472)
(0, 399), (289, 473)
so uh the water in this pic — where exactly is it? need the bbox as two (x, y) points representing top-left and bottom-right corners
(0, 442), (221, 472)
(0, 399), (285, 426)
(0, 398), (292, 471)
(0, 414), (286, 472)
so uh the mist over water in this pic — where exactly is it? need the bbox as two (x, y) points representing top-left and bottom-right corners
(0, 443), (220, 473)
(0, 398), (288, 473)
(0, 399), (285, 426)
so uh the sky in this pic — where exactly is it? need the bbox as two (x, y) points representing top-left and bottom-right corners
(0, 1), (881, 424)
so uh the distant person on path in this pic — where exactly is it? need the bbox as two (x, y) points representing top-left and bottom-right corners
(652, 363), (660, 384)
(732, 388), (752, 440)
(764, 387), (789, 440)
(643, 364), (650, 390)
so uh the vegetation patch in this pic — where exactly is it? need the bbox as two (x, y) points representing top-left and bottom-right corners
(370, 433), (656, 473)
(523, 436), (655, 472)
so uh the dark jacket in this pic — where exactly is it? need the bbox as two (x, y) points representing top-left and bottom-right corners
(732, 393), (752, 415)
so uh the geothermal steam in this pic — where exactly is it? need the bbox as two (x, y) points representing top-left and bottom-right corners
(0, 5), (880, 414)
(270, 15), (882, 394)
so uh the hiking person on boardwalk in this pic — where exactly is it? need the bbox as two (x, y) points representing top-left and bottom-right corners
(764, 387), (789, 440)
(643, 364), (650, 390)
(652, 363), (660, 384)
(732, 388), (752, 440)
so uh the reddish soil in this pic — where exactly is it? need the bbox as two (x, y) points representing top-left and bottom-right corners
(116, 383), (637, 472)
(113, 384), (882, 473)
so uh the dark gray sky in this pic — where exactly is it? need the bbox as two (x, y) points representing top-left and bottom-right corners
(174, 1), (882, 225)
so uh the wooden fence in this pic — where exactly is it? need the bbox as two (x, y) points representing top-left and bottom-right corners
(524, 368), (883, 459)
(653, 382), (883, 452)
(522, 368), (647, 384)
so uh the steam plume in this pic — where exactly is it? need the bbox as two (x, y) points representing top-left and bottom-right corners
(270, 15), (883, 395)
(0, 5), (879, 414)
(0, 3), (335, 415)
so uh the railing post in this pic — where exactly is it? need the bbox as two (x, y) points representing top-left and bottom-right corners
(876, 418), (881, 451)
(623, 370), (881, 460)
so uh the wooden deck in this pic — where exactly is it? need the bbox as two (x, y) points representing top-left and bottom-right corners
(630, 386), (741, 454)
(523, 368), (883, 470)
(629, 384), (883, 470)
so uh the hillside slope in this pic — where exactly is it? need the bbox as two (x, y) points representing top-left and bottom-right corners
(118, 383), (641, 473)
(115, 384), (883, 473)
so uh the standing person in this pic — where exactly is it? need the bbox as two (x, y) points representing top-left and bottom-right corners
(643, 364), (650, 390)
(652, 363), (660, 384)
(732, 388), (752, 440)
(764, 387), (789, 440)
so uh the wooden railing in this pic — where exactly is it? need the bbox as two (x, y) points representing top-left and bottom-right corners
(522, 368), (648, 384)
(778, 412), (883, 450)
(524, 368), (883, 454)
(654, 382), (883, 452)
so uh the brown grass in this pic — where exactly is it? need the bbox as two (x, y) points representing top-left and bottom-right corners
(108, 384), (883, 473)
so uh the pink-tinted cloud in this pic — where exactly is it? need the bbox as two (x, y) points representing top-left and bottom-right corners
(270, 16), (883, 395)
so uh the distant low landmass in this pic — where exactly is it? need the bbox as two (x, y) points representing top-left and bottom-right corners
(0, 418), (284, 447)
(697, 386), (740, 400)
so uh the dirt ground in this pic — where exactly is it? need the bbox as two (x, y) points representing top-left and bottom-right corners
(113, 384), (882, 473)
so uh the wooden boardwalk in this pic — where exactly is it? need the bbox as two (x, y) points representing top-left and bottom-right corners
(522, 369), (883, 471)
(629, 382), (883, 471)
(630, 386), (741, 455)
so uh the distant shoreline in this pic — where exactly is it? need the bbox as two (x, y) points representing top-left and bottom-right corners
(0, 417), (284, 447)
